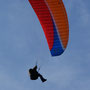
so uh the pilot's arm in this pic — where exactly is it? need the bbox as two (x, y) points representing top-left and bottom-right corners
(33, 65), (37, 71)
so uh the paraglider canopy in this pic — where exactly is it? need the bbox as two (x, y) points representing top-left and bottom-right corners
(28, 0), (69, 56)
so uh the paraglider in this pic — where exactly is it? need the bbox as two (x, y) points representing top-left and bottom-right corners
(28, 0), (69, 82)
(29, 65), (47, 82)
(28, 0), (69, 56)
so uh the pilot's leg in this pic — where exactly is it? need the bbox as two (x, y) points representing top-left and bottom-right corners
(38, 73), (47, 82)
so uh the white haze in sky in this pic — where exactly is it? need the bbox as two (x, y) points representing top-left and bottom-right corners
(0, 0), (90, 90)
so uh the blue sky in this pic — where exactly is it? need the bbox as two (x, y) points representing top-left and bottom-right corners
(0, 0), (90, 90)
